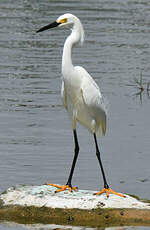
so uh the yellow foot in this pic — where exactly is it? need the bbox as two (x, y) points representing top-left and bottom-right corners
(46, 183), (77, 193)
(94, 188), (126, 198)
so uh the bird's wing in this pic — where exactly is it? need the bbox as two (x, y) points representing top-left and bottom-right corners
(75, 66), (106, 136)
(61, 80), (67, 109)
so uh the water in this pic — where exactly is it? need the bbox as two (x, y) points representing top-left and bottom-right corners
(0, 0), (150, 229)
(1, 223), (150, 230)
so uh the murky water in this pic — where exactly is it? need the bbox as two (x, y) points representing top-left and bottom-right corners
(0, 0), (150, 229)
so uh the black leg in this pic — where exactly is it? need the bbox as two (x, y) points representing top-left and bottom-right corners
(66, 129), (79, 187)
(94, 133), (109, 189)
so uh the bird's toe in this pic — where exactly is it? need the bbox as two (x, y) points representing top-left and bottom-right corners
(94, 188), (126, 198)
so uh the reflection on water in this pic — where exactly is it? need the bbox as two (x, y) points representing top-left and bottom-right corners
(128, 72), (150, 104)
(0, 0), (150, 229)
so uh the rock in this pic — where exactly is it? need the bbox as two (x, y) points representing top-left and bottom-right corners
(0, 184), (150, 227)
(0, 184), (150, 210)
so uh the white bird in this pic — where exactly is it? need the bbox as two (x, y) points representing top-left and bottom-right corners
(36, 13), (125, 198)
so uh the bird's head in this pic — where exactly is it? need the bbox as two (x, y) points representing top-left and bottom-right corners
(56, 14), (76, 28)
(36, 13), (84, 44)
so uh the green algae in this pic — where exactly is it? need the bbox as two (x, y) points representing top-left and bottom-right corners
(0, 205), (150, 228)
(126, 193), (150, 204)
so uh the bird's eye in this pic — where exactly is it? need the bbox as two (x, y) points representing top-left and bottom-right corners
(57, 18), (67, 24)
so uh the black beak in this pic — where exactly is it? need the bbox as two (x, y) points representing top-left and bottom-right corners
(36, 21), (61, 33)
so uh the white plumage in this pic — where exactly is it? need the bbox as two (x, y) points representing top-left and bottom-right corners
(59, 14), (106, 135)
(37, 13), (125, 198)
(61, 65), (106, 135)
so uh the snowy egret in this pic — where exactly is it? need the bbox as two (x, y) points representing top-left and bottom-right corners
(36, 13), (125, 198)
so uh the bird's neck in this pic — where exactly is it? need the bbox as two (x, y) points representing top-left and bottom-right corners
(62, 29), (80, 74)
